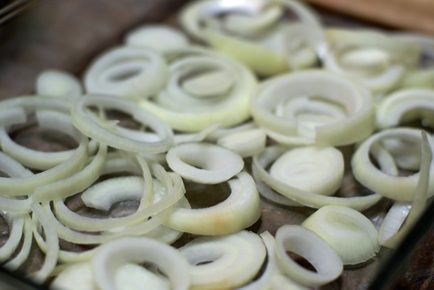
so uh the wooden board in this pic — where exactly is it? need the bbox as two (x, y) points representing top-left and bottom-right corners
(305, 0), (434, 34)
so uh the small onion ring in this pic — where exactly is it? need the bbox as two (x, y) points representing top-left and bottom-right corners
(166, 142), (244, 184)
(71, 94), (173, 154)
(36, 70), (83, 99)
(92, 236), (190, 290)
(179, 230), (266, 290)
(84, 46), (168, 100)
(275, 225), (343, 286)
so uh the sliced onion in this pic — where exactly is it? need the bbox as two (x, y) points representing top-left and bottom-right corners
(236, 231), (279, 290)
(179, 230), (265, 290)
(30, 202), (59, 284)
(376, 89), (434, 130)
(84, 46), (168, 100)
(92, 236), (190, 290)
(52, 262), (170, 290)
(3, 215), (33, 271)
(166, 142), (244, 184)
(71, 94), (173, 154)
(0, 212), (24, 263)
(301, 205), (380, 265)
(164, 171), (261, 235)
(253, 146), (382, 210)
(33, 143), (107, 202)
(351, 128), (434, 201)
(36, 70), (83, 99)
(250, 70), (375, 146)
(269, 146), (344, 196)
(125, 25), (189, 52)
(217, 129), (266, 158)
(274, 225), (343, 286)
(139, 47), (257, 132)
(380, 132), (432, 248)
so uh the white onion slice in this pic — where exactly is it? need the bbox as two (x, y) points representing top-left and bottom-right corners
(179, 230), (266, 290)
(52, 262), (170, 290)
(236, 231), (279, 290)
(0, 212), (24, 263)
(33, 143), (107, 202)
(250, 70), (375, 146)
(139, 47), (257, 132)
(36, 70), (83, 99)
(274, 225), (343, 286)
(166, 142), (244, 184)
(30, 203), (59, 284)
(125, 25), (189, 52)
(92, 236), (190, 290)
(253, 146), (381, 210)
(84, 46), (168, 100)
(269, 146), (344, 196)
(164, 171), (261, 235)
(380, 132), (432, 248)
(3, 215), (33, 271)
(71, 94), (173, 154)
(351, 128), (434, 201)
(376, 89), (434, 130)
(301, 205), (380, 265)
(217, 129), (266, 158)
(378, 201), (410, 246)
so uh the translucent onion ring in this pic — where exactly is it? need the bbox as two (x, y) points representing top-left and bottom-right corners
(36, 70), (83, 99)
(3, 215), (32, 271)
(301, 205), (380, 265)
(92, 236), (191, 290)
(253, 146), (382, 210)
(71, 94), (173, 154)
(84, 46), (168, 100)
(250, 70), (375, 147)
(164, 171), (261, 235)
(0, 212), (25, 263)
(139, 47), (257, 132)
(351, 128), (434, 201)
(274, 225), (343, 286)
(166, 142), (244, 184)
(216, 129), (266, 158)
(376, 89), (434, 130)
(179, 230), (266, 290)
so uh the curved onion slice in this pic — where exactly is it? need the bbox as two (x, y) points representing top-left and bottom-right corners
(0, 212), (24, 263)
(164, 171), (261, 235)
(33, 143), (107, 202)
(84, 46), (168, 100)
(275, 225), (343, 286)
(179, 230), (266, 290)
(36, 70), (83, 99)
(166, 142), (244, 184)
(236, 231), (279, 290)
(253, 146), (381, 210)
(217, 129), (266, 158)
(301, 205), (380, 265)
(180, 0), (322, 75)
(92, 236), (190, 290)
(351, 128), (434, 201)
(71, 94), (173, 154)
(376, 89), (434, 130)
(125, 25), (189, 52)
(250, 70), (375, 146)
(379, 132), (432, 248)
(269, 146), (344, 196)
(30, 203), (59, 284)
(52, 262), (170, 290)
(139, 47), (257, 132)
(3, 215), (32, 271)
(0, 110), (81, 171)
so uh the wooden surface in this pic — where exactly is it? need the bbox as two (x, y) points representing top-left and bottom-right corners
(304, 0), (434, 35)
(0, 0), (433, 289)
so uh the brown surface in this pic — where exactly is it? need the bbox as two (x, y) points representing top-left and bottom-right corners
(304, 0), (434, 35)
(0, 0), (432, 290)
